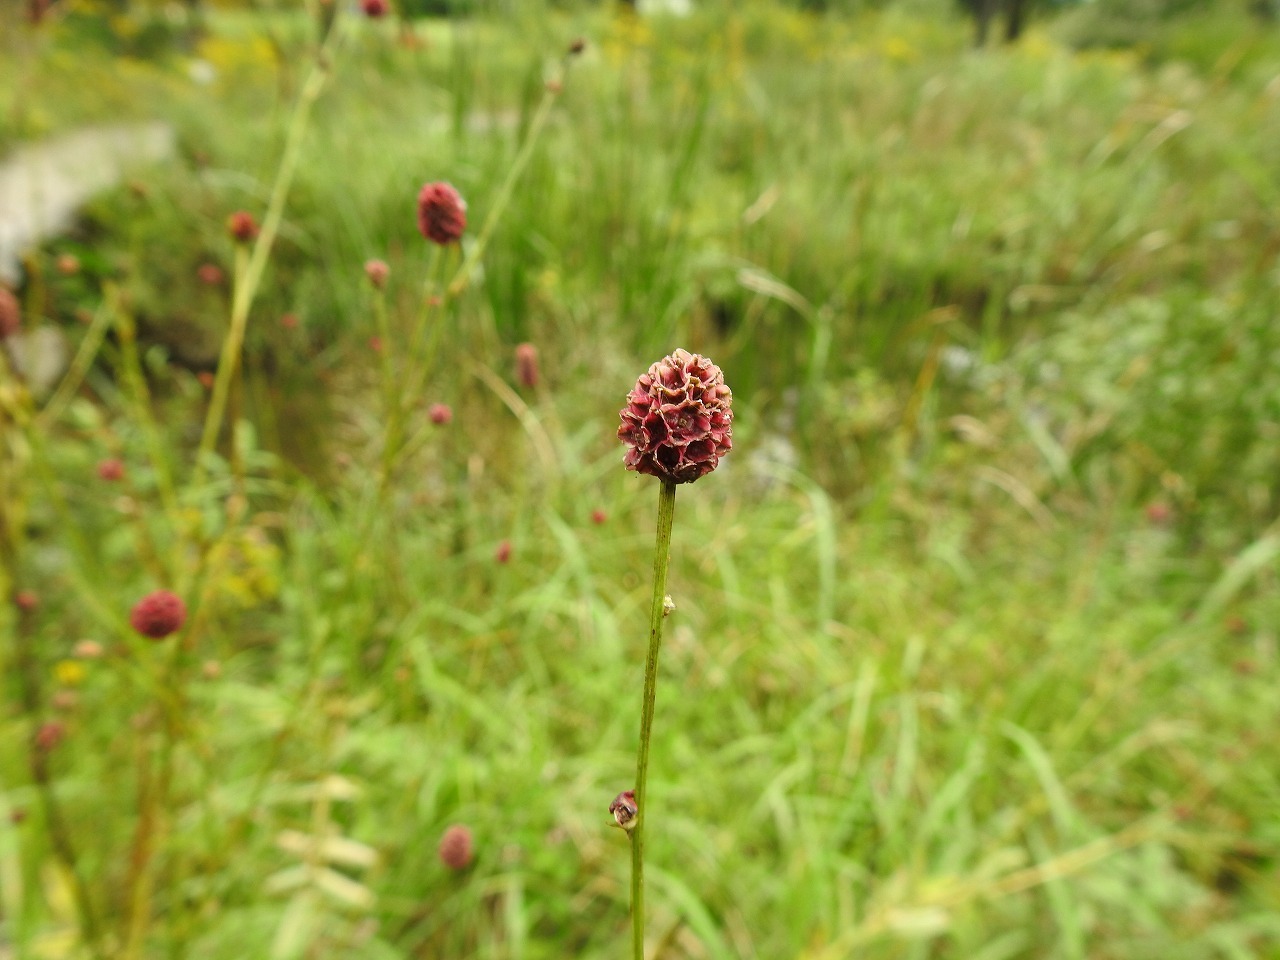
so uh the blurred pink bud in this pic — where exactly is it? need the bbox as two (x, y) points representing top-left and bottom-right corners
(14, 590), (38, 612)
(129, 591), (187, 640)
(591, 508), (607, 525)
(364, 259), (390, 289)
(34, 722), (65, 753)
(0, 287), (20, 339)
(56, 253), (80, 276)
(369, 336), (384, 353)
(197, 371), (215, 389)
(495, 540), (512, 564)
(226, 211), (259, 243)
(514, 342), (539, 389)
(438, 824), (474, 869)
(280, 312), (299, 329)
(429, 403), (452, 425)
(1145, 502), (1172, 525)
(417, 182), (467, 245)
(362, 0), (389, 15)
(197, 263), (224, 286)
(73, 640), (104, 659)
(97, 458), (125, 482)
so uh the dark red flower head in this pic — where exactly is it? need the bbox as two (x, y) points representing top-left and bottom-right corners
(130, 591), (187, 640)
(362, 0), (389, 15)
(226, 211), (259, 243)
(618, 349), (733, 484)
(417, 182), (467, 245)
(0, 287), (20, 339)
(438, 824), (473, 869)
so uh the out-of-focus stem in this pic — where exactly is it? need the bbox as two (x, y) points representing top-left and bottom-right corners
(194, 27), (340, 482)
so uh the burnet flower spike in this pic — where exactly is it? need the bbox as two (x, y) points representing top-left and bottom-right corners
(613, 348), (732, 960)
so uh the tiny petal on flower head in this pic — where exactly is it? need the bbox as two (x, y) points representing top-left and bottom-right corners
(362, 0), (389, 16)
(618, 349), (733, 484)
(429, 403), (452, 425)
(438, 824), (474, 869)
(0, 287), (21, 339)
(129, 591), (187, 640)
(97, 458), (125, 482)
(609, 790), (638, 831)
(417, 182), (467, 246)
(226, 211), (259, 243)
(515, 342), (539, 389)
(364, 259), (390, 289)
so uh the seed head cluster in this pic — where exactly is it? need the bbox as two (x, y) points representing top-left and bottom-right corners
(618, 349), (733, 484)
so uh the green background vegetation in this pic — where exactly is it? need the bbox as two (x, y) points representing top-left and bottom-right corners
(1, 0), (1278, 957)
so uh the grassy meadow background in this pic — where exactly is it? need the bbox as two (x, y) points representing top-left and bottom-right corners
(2, 0), (1279, 957)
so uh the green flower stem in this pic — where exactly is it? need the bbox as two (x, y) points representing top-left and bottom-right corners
(631, 478), (678, 960)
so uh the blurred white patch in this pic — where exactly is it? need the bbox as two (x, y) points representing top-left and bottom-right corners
(187, 58), (217, 86)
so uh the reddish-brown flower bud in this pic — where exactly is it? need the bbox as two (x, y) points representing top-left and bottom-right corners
(591, 508), (607, 525)
(369, 336), (384, 353)
(34, 722), (65, 753)
(129, 590), (187, 640)
(14, 590), (38, 612)
(618, 349), (733, 484)
(514, 342), (539, 389)
(97, 458), (125, 482)
(197, 371), (215, 389)
(417, 182), (467, 245)
(609, 790), (638, 831)
(362, 0), (389, 15)
(0, 287), (20, 339)
(364, 259), (390, 289)
(280, 312), (299, 330)
(56, 253), (81, 276)
(438, 824), (474, 869)
(429, 403), (452, 425)
(197, 263), (224, 286)
(227, 211), (259, 243)
(494, 540), (512, 564)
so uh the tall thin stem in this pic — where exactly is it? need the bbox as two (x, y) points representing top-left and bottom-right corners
(194, 26), (340, 484)
(631, 478), (677, 960)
